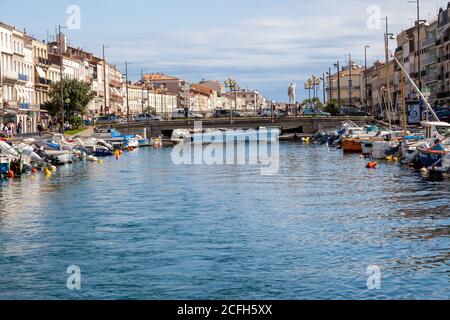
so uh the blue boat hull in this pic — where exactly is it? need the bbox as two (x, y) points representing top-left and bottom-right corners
(419, 150), (445, 167)
(94, 149), (114, 157)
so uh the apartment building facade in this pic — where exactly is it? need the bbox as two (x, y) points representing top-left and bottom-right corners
(327, 64), (365, 107)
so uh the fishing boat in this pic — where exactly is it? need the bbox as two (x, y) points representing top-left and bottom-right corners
(414, 121), (450, 167)
(342, 138), (364, 153)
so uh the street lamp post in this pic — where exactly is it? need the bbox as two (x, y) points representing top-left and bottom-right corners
(141, 69), (145, 114)
(125, 62), (130, 126)
(102, 45), (110, 116)
(327, 67), (332, 102)
(382, 16), (395, 129)
(334, 61), (341, 107)
(407, 0), (424, 91)
(364, 45), (371, 112)
(348, 54), (353, 109)
(322, 73), (326, 104)
(56, 24), (68, 134)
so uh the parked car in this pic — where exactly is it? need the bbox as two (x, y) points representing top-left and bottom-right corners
(259, 108), (285, 118)
(339, 107), (370, 117)
(300, 108), (331, 117)
(436, 106), (450, 122)
(134, 113), (161, 122)
(213, 109), (243, 118)
(83, 119), (93, 126)
(172, 109), (204, 119)
(94, 116), (117, 124)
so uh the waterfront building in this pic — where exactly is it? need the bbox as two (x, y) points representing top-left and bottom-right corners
(125, 83), (145, 116)
(436, 4), (450, 104)
(143, 73), (187, 108)
(221, 92), (247, 110)
(327, 64), (365, 107)
(64, 45), (105, 116)
(108, 64), (124, 115)
(0, 22), (16, 114)
(199, 80), (224, 95)
(364, 60), (397, 119)
(189, 83), (215, 112)
(30, 36), (50, 111)
(1, 22), (39, 132)
(236, 89), (265, 112)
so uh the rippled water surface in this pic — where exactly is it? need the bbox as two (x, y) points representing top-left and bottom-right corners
(0, 143), (449, 299)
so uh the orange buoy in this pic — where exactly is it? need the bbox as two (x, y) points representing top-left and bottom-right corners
(31, 168), (37, 173)
(366, 162), (379, 169)
(7, 170), (14, 178)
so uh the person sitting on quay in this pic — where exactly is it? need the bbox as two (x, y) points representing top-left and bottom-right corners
(431, 139), (446, 152)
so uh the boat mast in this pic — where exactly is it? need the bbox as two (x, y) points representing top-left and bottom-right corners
(401, 72), (408, 135)
(389, 50), (440, 122)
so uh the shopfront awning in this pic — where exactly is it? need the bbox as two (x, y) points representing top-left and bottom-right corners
(14, 85), (24, 100)
(35, 66), (46, 79)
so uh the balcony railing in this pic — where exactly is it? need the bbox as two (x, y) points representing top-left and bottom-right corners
(423, 55), (438, 66)
(109, 79), (123, 87)
(36, 57), (50, 65)
(425, 72), (438, 83)
(422, 37), (436, 48)
(2, 70), (18, 80)
(110, 94), (124, 102)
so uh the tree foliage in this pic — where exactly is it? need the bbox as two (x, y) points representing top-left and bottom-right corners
(324, 99), (341, 116)
(43, 78), (95, 118)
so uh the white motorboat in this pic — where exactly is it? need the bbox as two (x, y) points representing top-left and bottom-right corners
(13, 143), (43, 163)
(0, 140), (20, 158)
(371, 140), (402, 159)
(171, 127), (280, 144)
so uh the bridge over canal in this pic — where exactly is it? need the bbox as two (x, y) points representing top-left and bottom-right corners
(107, 116), (373, 138)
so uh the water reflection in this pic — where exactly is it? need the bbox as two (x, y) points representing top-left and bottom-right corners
(0, 144), (449, 299)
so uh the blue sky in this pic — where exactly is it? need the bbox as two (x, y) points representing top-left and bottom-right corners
(0, 0), (447, 101)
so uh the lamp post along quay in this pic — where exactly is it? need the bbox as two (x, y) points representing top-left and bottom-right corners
(55, 24), (68, 134)
(364, 45), (370, 112)
(102, 45), (110, 116)
(334, 61), (341, 107)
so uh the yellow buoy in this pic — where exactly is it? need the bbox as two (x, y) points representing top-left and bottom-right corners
(420, 167), (428, 175)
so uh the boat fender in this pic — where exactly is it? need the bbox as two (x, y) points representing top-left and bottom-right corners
(420, 167), (429, 175)
(44, 167), (52, 176)
(7, 170), (14, 178)
(50, 165), (57, 172)
(31, 168), (38, 174)
(366, 162), (379, 169)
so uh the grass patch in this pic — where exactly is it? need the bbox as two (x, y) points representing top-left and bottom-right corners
(64, 128), (87, 136)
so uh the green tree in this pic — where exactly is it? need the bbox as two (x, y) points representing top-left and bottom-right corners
(324, 99), (341, 116)
(43, 78), (95, 121)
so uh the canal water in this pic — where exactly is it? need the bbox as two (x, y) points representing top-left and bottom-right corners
(0, 143), (449, 299)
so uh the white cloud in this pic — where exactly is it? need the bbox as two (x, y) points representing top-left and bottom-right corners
(100, 0), (447, 99)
